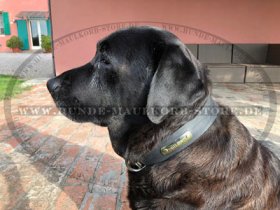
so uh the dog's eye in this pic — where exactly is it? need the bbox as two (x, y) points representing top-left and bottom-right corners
(100, 58), (110, 65)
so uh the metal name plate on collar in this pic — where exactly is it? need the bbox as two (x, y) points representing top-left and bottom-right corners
(126, 160), (146, 172)
(160, 131), (192, 156)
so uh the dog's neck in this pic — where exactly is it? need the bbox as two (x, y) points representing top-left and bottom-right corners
(108, 95), (209, 161)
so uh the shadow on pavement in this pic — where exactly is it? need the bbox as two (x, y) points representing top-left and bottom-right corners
(0, 123), (128, 209)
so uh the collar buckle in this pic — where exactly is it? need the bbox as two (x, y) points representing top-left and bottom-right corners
(125, 160), (146, 172)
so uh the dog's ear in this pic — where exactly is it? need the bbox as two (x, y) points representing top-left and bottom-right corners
(147, 44), (208, 124)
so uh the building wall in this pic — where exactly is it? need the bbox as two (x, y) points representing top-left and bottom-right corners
(0, 0), (49, 52)
(50, 0), (280, 75)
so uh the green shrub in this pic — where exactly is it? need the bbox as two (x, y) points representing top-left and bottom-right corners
(6, 36), (23, 49)
(41, 35), (52, 52)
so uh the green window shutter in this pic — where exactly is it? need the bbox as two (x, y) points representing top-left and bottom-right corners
(16, 20), (29, 50)
(3, 12), (11, 35)
(47, 18), (51, 36)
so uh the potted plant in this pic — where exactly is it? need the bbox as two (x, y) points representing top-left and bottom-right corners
(6, 36), (23, 53)
(41, 35), (52, 53)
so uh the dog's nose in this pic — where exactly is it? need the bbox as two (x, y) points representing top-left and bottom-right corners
(47, 78), (61, 93)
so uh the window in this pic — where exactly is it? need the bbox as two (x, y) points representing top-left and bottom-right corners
(0, 13), (4, 35)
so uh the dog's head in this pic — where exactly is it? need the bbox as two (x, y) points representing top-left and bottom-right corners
(47, 26), (209, 132)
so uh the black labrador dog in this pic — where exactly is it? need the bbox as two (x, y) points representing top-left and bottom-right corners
(47, 26), (280, 210)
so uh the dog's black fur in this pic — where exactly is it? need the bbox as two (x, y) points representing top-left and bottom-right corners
(47, 26), (280, 210)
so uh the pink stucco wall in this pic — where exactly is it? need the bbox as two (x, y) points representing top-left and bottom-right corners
(50, 0), (280, 74)
(0, 0), (49, 52)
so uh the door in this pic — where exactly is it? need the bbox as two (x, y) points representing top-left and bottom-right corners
(16, 20), (29, 50)
(29, 19), (48, 49)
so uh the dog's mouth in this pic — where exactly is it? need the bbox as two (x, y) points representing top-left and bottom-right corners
(52, 95), (89, 122)
(47, 77), (90, 122)
(49, 90), (111, 126)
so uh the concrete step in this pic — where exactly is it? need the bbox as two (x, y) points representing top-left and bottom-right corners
(205, 64), (280, 83)
(245, 65), (280, 83)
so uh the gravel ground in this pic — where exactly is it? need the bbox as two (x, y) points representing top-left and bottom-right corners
(0, 52), (55, 79)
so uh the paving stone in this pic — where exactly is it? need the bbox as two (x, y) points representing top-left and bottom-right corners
(55, 185), (88, 210)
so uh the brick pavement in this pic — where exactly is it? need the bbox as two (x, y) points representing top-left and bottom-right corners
(0, 81), (279, 210)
